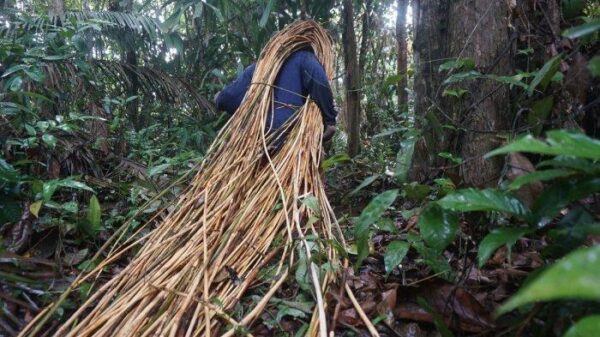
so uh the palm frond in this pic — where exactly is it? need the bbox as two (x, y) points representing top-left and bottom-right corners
(38, 60), (214, 114)
(0, 9), (163, 39)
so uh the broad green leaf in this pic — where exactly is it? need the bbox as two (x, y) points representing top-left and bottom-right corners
(443, 70), (481, 85)
(61, 201), (79, 214)
(563, 315), (600, 337)
(84, 195), (102, 236)
(438, 58), (475, 72)
(418, 204), (458, 252)
(301, 196), (320, 216)
(478, 227), (531, 267)
(561, 0), (586, 18)
(412, 240), (454, 281)
(437, 188), (529, 216)
(498, 245), (600, 315)
(58, 179), (94, 193)
(508, 169), (574, 190)
(404, 182), (431, 202)
(395, 135), (417, 183)
(148, 163), (171, 177)
(532, 177), (600, 225)
(384, 241), (410, 275)
(537, 156), (599, 174)
(486, 130), (600, 161)
(528, 55), (561, 95)
(321, 153), (351, 170)
(42, 180), (59, 201)
(29, 201), (43, 218)
(348, 175), (379, 197)
(528, 96), (553, 136)
(42, 134), (57, 149)
(562, 19), (600, 39)
(259, 0), (275, 28)
(354, 190), (399, 268)
(0, 159), (20, 183)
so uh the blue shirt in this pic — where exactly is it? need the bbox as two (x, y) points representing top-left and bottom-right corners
(215, 50), (337, 131)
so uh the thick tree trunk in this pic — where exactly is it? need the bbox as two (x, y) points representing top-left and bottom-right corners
(410, 0), (451, 182)
(342, 0), (361, 157)
(410, 0), (513, 187)
(396, 0), (409, 111)
(358, 0), (372, 81)
(449, 1), (511, 187)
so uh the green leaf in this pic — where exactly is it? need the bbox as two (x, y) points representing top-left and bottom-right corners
(532, 177), (600, 225)
(563, 315), (600, 337)
(84, 195), (102, 236)
(562, 0), (587, 18)
(348, 175), (379, 197)
(301, 195), (320, 216)
(0, 159), (20, 184)
(412, 240), (454, 280)
(42, 134), (57, 149)
(148, 163), (171, 177)
(588, 56), (600, 78)
(478, 227), (531, 267)
(562, 19), (600, 39)
(508, 169), (574, 190)
(497, 245), (600, 315)
(443, 70), (481, 85)
(29, 201), (43, 218)
(58, 179), (94, 193)
(354, 190), (399, 268)
(404, 182), (431, 202)
(321, 153), (351, 170)
(437, 188), (529, 216)
(42, 180), (59, 202)
(418, 205), (458, 252)
(486, 130), (600, 161)
(528, 96), (554, 136)
(259, 0), (275, 28)
(537, 156), (599, 174)
(438, 58), (475, 72)
(528, 55), (561, 95)
(384, 241), (409, 275)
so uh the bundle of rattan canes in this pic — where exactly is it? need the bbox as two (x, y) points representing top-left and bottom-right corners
(18, 20), (354, 337)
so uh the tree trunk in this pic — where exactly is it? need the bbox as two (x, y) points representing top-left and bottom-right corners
(111, 0), (141, 130)
(358, 0), (372, 81)
(48, 0), (65, 22)
(410, 0), (451, 182)
(410, 0), (514, 187)
(342, 0), (361, 157)
(396, 0), (409, 111)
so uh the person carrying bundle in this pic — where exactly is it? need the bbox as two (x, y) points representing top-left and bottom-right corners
(215, 48), (337, 144)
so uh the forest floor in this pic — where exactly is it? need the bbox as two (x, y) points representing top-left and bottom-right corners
(1, 152), (598, 337)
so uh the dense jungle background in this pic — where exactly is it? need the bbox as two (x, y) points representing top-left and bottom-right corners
(1, 0), (599, 336)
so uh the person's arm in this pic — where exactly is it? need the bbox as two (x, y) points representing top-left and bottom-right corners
(301, 54), (337, 127)
(215, 63), (256, 114)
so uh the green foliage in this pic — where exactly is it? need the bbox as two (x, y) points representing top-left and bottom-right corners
(562, 18), (600, 38)
(486, 130), (600, 160)
(83, 195), (102, 237)
(353, 190), (399, 269)
(498, 245), (600, 315)
(383, 241), (409, 276)
(437, 188), (529, 216)
(478, 227), (531, 267)
(417, 204), (458, 252)
(528, 55), (562, 95)
(563, 315), (600, 337)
